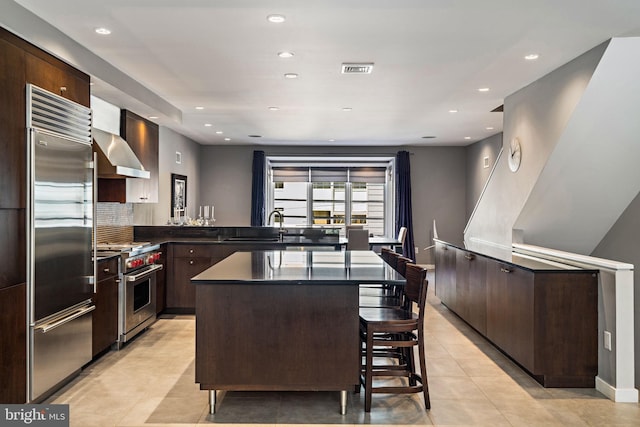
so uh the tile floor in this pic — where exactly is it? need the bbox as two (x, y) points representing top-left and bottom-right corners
(48, 273), (640, 426)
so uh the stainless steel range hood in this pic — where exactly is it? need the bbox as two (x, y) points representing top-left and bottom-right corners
(93, 127), (150, 179)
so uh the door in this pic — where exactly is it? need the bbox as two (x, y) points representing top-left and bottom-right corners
(31, 130), (94, 321)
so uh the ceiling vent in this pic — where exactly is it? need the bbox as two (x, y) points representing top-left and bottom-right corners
(341, 63), (374, 74)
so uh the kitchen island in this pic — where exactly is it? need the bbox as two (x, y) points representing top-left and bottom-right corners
(191, 250), (405, 415)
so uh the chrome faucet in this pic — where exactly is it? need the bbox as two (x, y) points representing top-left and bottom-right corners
(268, 210), (286, 241)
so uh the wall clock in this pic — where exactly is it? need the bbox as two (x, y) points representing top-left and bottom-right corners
(508, 137), (522, 172)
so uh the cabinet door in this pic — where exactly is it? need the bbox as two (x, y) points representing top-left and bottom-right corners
(461, 252), (487, 334)
(435, 243), (456, 309)
(168, 257), (212, 310)
(93, 260), (119, 357)
(121, 110), (159, 203)
(486, 263), (534, 371)
(0, 283), (27, 403)
(0, 38), (26, 209)
(156, 245), (167, 315)
(25, 52), (90, 107)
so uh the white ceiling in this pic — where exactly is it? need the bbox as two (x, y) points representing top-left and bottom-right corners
(9, 0), (640, 146)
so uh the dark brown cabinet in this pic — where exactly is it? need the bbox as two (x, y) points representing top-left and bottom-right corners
(486, 262), (534, 370)
(1, 27), (90, 404)
(434, 242), (456, 310)
(456, 250), (487, 335)
(435, 240), (598, 387)
(156, 244), (167, 315)
(93, 258), (119, 357)
(0, 283), (27, 403)
(121, 110), (159, 203)
(98, 110), (159, 203)
(24, 52), (90, 107)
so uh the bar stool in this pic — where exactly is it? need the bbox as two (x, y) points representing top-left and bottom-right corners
(358, 263), (430, 412)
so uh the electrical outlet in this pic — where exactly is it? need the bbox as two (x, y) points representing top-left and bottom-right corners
(415, 246), (419, 254)
(604, 331), (612, 351)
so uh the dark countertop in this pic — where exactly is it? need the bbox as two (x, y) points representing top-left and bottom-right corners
(435, 238), (598, 273)
(191, 250), (405, 285)
(135, 225), (343, 247)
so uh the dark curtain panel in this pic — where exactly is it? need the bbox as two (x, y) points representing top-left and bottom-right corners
(395, 150), (415, 261)
(250, 150), (266, 226)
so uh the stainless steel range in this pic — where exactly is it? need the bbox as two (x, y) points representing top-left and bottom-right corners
(97, 242), (162, 346)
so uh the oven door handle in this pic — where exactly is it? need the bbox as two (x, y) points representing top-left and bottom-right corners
(126, 264), (163, 282)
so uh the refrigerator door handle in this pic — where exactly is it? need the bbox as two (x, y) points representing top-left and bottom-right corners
(36, 305), (96, 334)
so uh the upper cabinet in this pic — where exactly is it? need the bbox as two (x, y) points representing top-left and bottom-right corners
(121, 110), (159, 203)
(97, 110), (159, 203)
(24, 51), (90, 107)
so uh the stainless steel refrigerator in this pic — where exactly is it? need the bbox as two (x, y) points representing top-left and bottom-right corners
(26, 84), (95, 402)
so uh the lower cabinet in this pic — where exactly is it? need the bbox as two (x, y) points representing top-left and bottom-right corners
(434, 240), (598, 387)
(167, 244), (236, 312)
(0, 283), (27, 403)
(434, 242), (456, 309)
(93, 258), (119, 357)
(156, 244), (167, 315)
(486, 262), (535, 370)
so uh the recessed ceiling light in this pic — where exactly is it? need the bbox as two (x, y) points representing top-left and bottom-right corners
(478, 87), (490, 92)
(215, 131), (223, 134)
(95, 27), (111, 35)
(284, 73), (298, 79)
(329, 139), (335, 142)
(224, 138), (231, 141)
(525, 53), (539, 61)
(486, 126), (494, 130)
(89, 82), (95, 86)
(249, 135), (262, 138)
(267, 14), (286, 23)
(268, 107), (279, 111)
(204, 123), (212, 127)
(449, 109), (458, 113)
(278, 51), (294, 58)
(148, 116), (158, 120)
(342, 107), (352, 112)
(464, 136), (472, 140)
(195, 106), (204, 110)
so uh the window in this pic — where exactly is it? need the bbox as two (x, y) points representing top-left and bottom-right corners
(267, 157), (393, 236)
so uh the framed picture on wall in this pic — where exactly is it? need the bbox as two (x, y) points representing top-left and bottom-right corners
(171, 173), (187, 217)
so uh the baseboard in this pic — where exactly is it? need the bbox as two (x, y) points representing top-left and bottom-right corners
(595, 376), (639, 402)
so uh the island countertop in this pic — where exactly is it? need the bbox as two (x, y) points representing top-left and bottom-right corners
(192, 249), (405, 415)
(191, 249), (405, 285)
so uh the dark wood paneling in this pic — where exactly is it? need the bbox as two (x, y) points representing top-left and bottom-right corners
(0, 209), (25, 290)
(121, 110), (159, 203)
(438, 243), (598, 387)
(0, 283), (27, 403)
(156, 244), (167, 315)
(169, 256), (211, 310)
(196, 282), (359, 390)
(92, 259), (119, 357)
(24, 52), (90, 107)
(97, 178), (127, 203)
(0, 37), (26, 209)
(534, 271), (598, 381)
(434, 242), (456, 308)
(486, 262), (535, 371)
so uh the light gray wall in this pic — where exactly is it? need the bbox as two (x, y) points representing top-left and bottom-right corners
(464, 42), (607, 249)
(465, 133), (502, 222)
(133, 126), (201, 225)
(592, 191), (640, 389)
(198, 144), (467, 264)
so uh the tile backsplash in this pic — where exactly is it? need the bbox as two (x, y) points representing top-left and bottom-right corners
(96, 202), (134, 243)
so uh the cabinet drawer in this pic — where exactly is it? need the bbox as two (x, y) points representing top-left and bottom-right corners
(97, 258), (119, 282)
(173, 244), (215, 258)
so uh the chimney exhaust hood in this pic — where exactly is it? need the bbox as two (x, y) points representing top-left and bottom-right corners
(93, 127), (150, 179)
